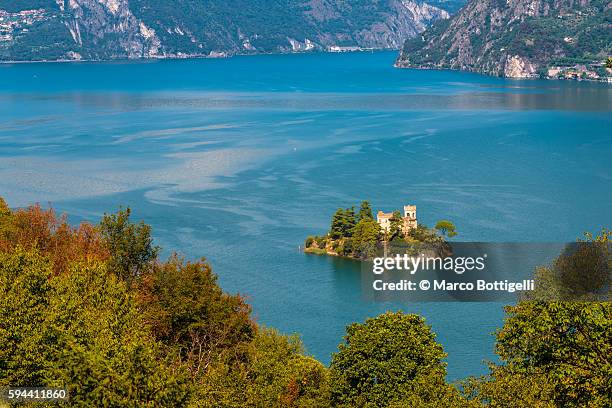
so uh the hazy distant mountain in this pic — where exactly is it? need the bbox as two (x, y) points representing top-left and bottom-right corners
(396, 0), (612, 79)
(0, 0), (462, 61)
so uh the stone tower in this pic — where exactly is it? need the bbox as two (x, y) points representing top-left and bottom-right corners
(403, 205), (417, 231)
(403, 205), (416, 220)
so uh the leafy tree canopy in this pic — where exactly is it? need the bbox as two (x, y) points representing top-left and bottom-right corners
(329, 207), (357, 239)
(435, 220), (457, 238)
(138, 254), (255, 379)
(465, 229), (611, 408)
(330, 311), (462, 407)
(358, 200), (374, 221)
(0, 197), (330, 407)
(98, 207), (159, 283)
(352, 218), (381, 259)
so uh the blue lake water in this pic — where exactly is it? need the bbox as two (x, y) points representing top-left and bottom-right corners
(1, 52), (610, 380)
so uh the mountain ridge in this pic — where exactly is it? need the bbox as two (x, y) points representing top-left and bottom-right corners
(395, 0), (612, 80)
(0, 0), (457, 61)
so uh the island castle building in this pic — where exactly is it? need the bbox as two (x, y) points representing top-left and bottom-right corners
(376, 205), (417, 234)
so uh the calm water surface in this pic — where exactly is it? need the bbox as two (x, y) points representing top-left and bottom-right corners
(1, 52), (610, 380)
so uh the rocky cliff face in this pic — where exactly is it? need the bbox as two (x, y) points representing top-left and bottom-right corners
(305, 0), (448, 50)
(59, 0), (162, 59)
(396, 0), (611, 78)
(0, 0), (455, 61)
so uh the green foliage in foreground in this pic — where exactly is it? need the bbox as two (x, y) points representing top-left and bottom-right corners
(464, 229), (611, 408)
(0, 249), (190, 406)
(99, 207), (160, 283)
(0, 200), (326, 407)
(195, 328), (330, 407)
(330, 312), (469, 408)
(463, 300), (611, 408)
(526, 229), (610, 302)
(0, 197), (610, 407)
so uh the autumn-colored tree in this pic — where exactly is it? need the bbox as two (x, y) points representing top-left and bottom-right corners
(462, 367), (556, 408)
(0, 199), (108, 275)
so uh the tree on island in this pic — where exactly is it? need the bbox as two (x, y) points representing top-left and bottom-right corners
(358, 200), (374, 221)
(329, 207), (357, 240)
(388, 210), (404, 241)
(344, 207), (357, 235)
(435, 220), (457, 238)
(312, 201), (455, 258)
(406, 223), (442, 244)
(351, 218), (381, 259)
(329, 208), (345, 240)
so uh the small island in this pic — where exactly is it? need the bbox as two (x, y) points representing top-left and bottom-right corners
(304, 201), (457, 260)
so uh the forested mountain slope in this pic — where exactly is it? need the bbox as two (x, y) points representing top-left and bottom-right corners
(396, 0), (612, 79)
(0, 0), (458, 61)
